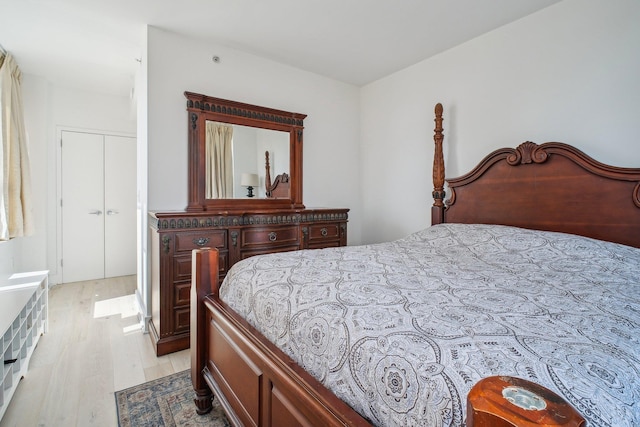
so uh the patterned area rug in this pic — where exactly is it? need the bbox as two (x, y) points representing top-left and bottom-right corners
(115, 370), (230, 427)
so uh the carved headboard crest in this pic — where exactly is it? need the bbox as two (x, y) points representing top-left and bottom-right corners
(506, 142), (549, 165)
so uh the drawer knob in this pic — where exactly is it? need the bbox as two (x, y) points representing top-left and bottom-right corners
(192, 237), (210, 246)
(321, 227), (328, 237)
(269, 232), (277, 242)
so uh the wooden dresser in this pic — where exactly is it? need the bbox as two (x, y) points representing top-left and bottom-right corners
(148, 93), (347, 355)
(148, 208), (348, 356)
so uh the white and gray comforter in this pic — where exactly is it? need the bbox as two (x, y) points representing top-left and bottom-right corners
(219, 223), (640, 426)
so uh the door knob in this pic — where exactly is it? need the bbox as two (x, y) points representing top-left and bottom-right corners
(106, 210), (119, 215)
(88, 210), (103, 215)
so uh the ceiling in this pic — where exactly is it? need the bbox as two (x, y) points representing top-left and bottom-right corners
(1, 0), (561, 97)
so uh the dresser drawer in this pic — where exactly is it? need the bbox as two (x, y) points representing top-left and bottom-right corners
(241, 226), (299, 248)
(174, 307), (190, 333)
(308, 223), (340, 241)
(175, 230), (227, 252)
(174, 281), (191, 307)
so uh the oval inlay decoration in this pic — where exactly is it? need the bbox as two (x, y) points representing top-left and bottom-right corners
(502, 386), (547, 411)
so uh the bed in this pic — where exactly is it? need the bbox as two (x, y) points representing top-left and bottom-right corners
(191, 104), (640, 426)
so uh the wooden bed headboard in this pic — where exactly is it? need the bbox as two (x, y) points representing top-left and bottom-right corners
(265, 150), (290, 198)
(431, 103), (640, 248)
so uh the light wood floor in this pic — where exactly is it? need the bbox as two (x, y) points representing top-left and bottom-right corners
(0, 275), (189, 427)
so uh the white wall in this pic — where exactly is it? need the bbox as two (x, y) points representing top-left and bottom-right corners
(15, 75), (136, 285)
(360, 0), (640, 244)
(145, 26), (362, 234)
(142, 26), (361, 326)
(136, 29), (149, 330)
(50, 85), (136, 285)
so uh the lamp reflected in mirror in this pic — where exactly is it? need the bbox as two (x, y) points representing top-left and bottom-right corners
(241, 173), (259, 198)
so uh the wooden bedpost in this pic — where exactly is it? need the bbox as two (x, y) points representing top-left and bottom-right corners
(432, 103), (446, 224)
(191, 247), (219, 415)
(467, 376), (585, 426)
(265, 150), (272, 197)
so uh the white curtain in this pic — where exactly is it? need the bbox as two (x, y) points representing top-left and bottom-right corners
(205, 121), (234, 199)
(0, 51), (34, 240)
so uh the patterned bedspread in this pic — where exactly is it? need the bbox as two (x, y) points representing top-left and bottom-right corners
(219, 223), (640, 426)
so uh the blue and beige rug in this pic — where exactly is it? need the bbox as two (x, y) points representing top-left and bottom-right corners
(115, 370), (230, 427)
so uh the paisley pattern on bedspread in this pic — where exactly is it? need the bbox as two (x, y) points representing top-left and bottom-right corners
(219, 223), (640, 426)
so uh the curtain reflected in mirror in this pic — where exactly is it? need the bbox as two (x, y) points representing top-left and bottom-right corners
(205, 121), (234, 198)
(205, 121), (290, 199)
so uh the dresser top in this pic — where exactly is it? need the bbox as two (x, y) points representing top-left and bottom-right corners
(149, 208), (349, 231)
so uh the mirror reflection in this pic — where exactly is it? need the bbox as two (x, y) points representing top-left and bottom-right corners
(205, 121), (290, 199)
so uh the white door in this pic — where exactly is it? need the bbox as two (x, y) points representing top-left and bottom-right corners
(104, 135), (137, 277)
(62, 132), (105, 283)
(61, 131), (136, 283)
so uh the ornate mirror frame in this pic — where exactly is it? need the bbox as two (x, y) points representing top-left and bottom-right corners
(185, 92), (306, 212)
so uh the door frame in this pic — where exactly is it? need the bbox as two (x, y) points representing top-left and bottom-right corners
(55, 126), (136, 285)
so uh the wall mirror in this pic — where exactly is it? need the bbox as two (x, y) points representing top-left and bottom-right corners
(204, 122), (289, 199)
(185, 92), (306, 212)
